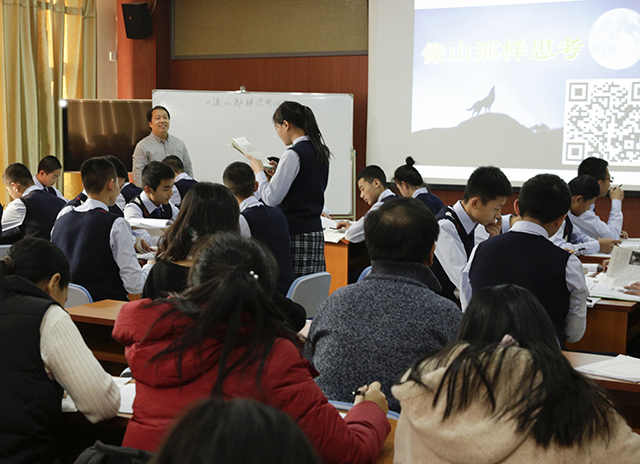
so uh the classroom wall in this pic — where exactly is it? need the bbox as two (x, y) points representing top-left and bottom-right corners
(115, 3), (640, 233)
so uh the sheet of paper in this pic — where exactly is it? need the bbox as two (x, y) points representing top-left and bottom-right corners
(119, 383), (136, 414)
(324, 228), (346, 243)
(128, 218), (171, 230)
(61, 393), (78, 413)
(321, 216), (339, 229)
(575, 354), (640, 383)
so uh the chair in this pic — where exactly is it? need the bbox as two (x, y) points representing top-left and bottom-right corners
(286, 272), (331, 318)
(65, 283), (93, 308)
(0, 244), (11, 259)
(357, 266), (372, 282)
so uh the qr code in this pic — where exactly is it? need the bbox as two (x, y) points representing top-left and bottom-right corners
(562, 79), (640, 165)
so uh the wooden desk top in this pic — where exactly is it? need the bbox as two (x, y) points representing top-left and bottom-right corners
(592, 298), (639, 313)
(66, 300), (126, 326)
(564, 351), (640, 394)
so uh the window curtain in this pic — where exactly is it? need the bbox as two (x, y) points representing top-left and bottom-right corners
(0, 0), (96, 204)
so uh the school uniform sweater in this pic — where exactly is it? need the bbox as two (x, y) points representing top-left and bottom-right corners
(120, 183), (142, 204)
(412, 187), (444, 215)
(68, 191), (124, 217)
(17, 189), (66, 240)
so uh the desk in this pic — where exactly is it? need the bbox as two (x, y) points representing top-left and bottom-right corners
(565, 299), (640, 354)
(565, 351), (640, 431)
(67, 300), (126, 375)
(324, 239), (349, 294)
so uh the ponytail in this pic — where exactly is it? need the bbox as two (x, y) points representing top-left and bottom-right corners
(273, 101), (332, 167)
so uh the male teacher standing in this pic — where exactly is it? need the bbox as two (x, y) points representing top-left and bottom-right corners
(132, 105), (193, 187)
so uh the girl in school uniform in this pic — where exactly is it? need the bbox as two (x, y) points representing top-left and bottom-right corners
(247, 101), (331, 278)
(113, 232), (390, 463)
(392, 284), (640, 464)
(393, 156), (444, 215)
(0, 238), (120, 464)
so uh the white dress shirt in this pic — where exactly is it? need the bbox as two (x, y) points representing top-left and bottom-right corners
(433, 201), (479, 295)
(255, 135), (307, 206)
(551, 211), (600, 256)
(1, 185), (41, 236)
(344, 189), (396, 244)
(460, 220), (588, 343)
(56, 199), (152, 295)
(124, 191), (179, 246)
(571, 201), (623, 240)
(33, 175), (67, 201)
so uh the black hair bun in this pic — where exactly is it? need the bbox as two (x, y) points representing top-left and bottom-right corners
(405, 156), (415, 166)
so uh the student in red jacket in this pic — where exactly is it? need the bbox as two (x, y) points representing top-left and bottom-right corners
(113, 232), (391, 463)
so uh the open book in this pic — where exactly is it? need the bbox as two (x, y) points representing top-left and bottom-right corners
(587, 246), (640, 302)
(229, 137), (274, 171)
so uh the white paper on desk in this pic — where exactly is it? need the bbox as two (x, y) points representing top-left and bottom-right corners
(582, 263), (600, 275)
(575, 354), (640, 383)
(321, 216), (338, 229)
(586, 276), (640, 302)
(605, 247), (640, 285)
(61, 393), (78, 413)
(324, 228), (345, 243)
(128, 218), (171, 230)
(119, 383), (136, 414)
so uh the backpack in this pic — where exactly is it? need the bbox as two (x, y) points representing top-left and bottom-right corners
(73, 440), (153, 464)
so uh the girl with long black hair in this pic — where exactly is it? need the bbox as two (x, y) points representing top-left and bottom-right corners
(114, 232), (390, 463)
(392, 284), (640, 463)
(247, 101), (331, 278)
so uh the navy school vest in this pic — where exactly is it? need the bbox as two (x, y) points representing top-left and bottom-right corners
(242, 204), (295, 295)
(19, 189), (66, 240)
(51, 208), (128, 301)
(0, 276), (64, 464)
(430, 206), (476, 303)
(278, 141), (329, 236)
(415, 192), (445, 216)
(130, 195), (172, 219)
(469, 231), (572, 344)
(121, 183), (142, 204)
(68, 192), (124, 218)
(174, 178), (197, 206)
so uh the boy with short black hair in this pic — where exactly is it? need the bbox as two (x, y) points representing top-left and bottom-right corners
(52, 157), (151, 301)
(575, 157), (625, 239)
(551, 175), (620, 255)
(33, 155), (67, 200)
(124, 161), (178, 246)
(461, 173), (587, 345)
(163, 155), (197, 208)
(223, 161), (294, 295)
(431, 165), (512, 303)
(336, 165), (397, 244)
(2, 163), (66, 241)
(68, 156), (127, 217)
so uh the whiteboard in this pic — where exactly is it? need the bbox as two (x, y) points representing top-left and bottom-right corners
(152, 90), (355, 216)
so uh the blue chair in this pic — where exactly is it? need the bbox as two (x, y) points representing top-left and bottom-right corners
(64, 283), (93, 308)
(357, 266), (372, 282)
(286, 272), (332, 318)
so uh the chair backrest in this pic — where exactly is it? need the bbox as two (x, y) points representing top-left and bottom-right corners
(0, 244), (11, 259)
(65, 283), (93, 308)
(357, 266), (372, 282)
(286, 272), (331, 318)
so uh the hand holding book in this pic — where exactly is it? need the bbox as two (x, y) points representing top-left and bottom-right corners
(229, 137), (274, 172)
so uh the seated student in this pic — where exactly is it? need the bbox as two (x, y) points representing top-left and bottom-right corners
(336, 165), (396, 243)
(162, 155), (197, 208)
(392, 284), (640, 464)
(113, 232), (391, 463)
(143, 182), (306, 332)
(223, 161), (295, 295)
(1, 163), (66, 242)
(68, 155), (127, 217)
(461, 173), (587, 345)
(0, 238), (120, 464)
(551, 175), (621, 255)
(393, 156), (444, 215)
(151, 398), (321, 464)
(431, 166), (512, 303)
(306, 198), (461, 412)
(32, 155), (67, 200)
(52, 157), (151, 301)
(124, 161), (179, 247)
(120, 177), (143, 205)
(574, 157), (626, 239)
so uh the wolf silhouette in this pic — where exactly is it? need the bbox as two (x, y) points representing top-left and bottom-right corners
(467, 86), (495, 117)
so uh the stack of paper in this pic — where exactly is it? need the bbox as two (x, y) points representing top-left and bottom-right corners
(575, 354), (640, 383)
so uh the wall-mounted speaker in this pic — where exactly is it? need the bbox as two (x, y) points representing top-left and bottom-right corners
(122, 3), (153, 40)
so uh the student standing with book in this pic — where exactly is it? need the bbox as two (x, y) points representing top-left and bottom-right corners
(245, 101), (331, 278)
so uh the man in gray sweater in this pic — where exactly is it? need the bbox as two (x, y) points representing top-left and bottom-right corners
(305, 197), (462, 412)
